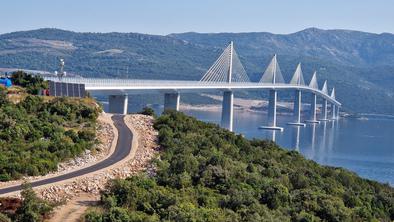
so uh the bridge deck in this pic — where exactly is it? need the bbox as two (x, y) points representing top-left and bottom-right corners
(44, 77), (341, 106)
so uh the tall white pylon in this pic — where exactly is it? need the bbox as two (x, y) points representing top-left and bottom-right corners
(305, 71), (320, 124)
(200, 42), (250, 83)
(290, 63), (305, 85)
(321, 81), (328, 95)
(259, 55), (284, 131)
(259, 54), (285, 84)
(287, 63), (306, 126)
(309, 71), (319, 89)
(228, 41), (233, 83)
(330, 87), (336, 99)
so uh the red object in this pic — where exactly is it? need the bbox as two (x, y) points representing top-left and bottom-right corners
(42, 89), (50, 96)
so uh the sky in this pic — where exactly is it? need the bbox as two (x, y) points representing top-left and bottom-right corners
(0, 0), (393, 35)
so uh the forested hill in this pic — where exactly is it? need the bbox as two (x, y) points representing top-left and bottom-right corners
(1, 28), (394, 114)
(170, 29), (394, 115)
(0, 72), (100, 181)
(85, 111), (394, 221)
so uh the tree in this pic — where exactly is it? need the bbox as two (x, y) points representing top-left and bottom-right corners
(10, 71), (47, 95)
(139, 107), (156, 117)
(14, 183), (52, 222)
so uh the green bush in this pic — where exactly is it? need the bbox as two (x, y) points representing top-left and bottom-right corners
(0, 92), (99, 180)
(87, 111), (394, 222)
(14, 183), (53, 222)
(11, 71), (48, 95)
(139, 107), (156, 117)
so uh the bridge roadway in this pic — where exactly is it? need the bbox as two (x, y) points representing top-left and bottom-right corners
(44, 77), (341, 106)
(0, 115), (132, 195)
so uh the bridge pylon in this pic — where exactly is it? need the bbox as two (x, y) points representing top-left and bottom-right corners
(329, 88), (339, 120)
(200, 41), (250, 131)
(259, 55), (285, 131)
(305, 77), (327, 124)
(200, 42), (250, 83)
(287, 63), (306, 127)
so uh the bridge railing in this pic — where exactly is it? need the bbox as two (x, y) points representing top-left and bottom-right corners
(44, 77), (340, 106)
(44, 77), (293, 87)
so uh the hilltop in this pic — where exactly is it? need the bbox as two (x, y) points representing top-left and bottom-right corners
(0, 28), (394, 114)
(0, 72), (100, 181)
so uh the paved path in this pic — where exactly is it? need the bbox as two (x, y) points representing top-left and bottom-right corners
(0, 115), (132, 195)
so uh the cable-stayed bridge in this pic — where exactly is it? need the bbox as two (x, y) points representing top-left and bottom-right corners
(44, 42), (341, 132)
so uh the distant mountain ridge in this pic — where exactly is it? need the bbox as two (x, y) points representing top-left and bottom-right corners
(0, 28), (393, 114)
(170, 28), (394, 66)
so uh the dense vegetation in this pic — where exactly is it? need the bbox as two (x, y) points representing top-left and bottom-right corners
(0, 183), (53, 222)
(1, 28), (394, 114)
(10, 71), (48, 95)
(85, 111), (393, 222)
(0, 74), (100, 181)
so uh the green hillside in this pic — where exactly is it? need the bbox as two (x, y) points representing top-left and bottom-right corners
(0, 73), (100, 181)
(85, 111), (394, 222)
(0, 28), (393, 114)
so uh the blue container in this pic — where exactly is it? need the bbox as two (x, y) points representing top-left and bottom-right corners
(0, 78), (12, 88)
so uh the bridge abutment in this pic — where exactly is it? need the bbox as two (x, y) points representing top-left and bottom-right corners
(109, 95), (128, 114)
(164, 93), (180, 111)
(221, 91), (234, 131)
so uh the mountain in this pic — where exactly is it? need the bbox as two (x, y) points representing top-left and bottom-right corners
(170, 28), (394, 114)
(0, 28), (393, 114)
(170, 28), (394, 67)
(0, 28), (222, 80)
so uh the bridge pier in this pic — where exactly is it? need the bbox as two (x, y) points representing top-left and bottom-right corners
(330, 104), (337, 120)
(259, 90), (283, 131)
(305, 93), (319, 124)
(109, 95), (128, 114)
(287, 90), (306, 126)
(221, 91), (234, 131)
(164, 93), (180, 111)
(319, 99), (329, 121)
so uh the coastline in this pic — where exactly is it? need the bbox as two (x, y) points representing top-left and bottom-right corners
(179, 94), (309, 116)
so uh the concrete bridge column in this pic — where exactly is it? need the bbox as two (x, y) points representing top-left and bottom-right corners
(319, 99), (329, 121)
(336, 106), (340, 120)
(164, 93), (180, 111)
(259, 90), (283, 131)
(109, 95), (128, 114)
(331, 104), (336, 120)
(221, 91), (234, 131)
(287, 90), (306, 126)
(305, 93), (319, 124)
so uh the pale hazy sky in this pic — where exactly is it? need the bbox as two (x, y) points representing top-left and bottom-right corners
(1, 0), (393, 35)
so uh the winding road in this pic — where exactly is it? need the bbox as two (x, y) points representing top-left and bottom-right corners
(0, 115), (133, 195)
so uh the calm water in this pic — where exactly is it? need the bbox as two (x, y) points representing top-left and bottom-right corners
(182, 109), (394, 186)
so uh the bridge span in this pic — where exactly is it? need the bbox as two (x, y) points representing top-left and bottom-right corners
(45, 42), (342, 132)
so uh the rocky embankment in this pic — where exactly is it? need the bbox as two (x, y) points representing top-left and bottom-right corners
(39, 114), (159, 202)
(0, 113), (115, 189)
